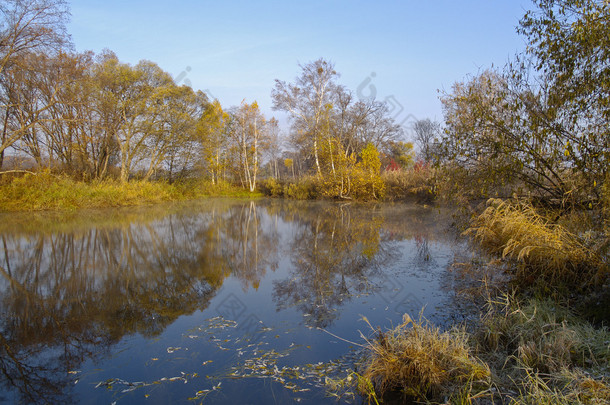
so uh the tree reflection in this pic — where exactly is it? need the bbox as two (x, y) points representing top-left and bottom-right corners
(0, 200), (279, 403)
(0, 200), (457, 402)
(273, 203), (399, 327)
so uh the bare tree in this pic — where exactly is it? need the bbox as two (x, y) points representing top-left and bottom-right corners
(412, 118), (440, 163)
(0, 0), (70, 169)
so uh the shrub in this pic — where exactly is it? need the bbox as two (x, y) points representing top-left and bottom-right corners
(283, 177), (317, 200)
(258, 178), (284, 197)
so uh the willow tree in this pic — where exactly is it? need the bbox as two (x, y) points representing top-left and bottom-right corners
(441, 0), (609, 204)
(519, 0), (609, 198)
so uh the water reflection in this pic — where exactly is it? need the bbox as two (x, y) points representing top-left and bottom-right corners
(273, 203), (398, 327)
(0, 200), (457, 403)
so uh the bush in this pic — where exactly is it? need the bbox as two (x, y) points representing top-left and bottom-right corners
(283, 177), (317, 200)
(258, 178), (284, 197)
(350, 167), (385, 201)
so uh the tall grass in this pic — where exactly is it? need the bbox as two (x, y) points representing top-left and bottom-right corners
(355, 295), (610, 404)
(0, 173), (259, 211)
(381, 165), (436, 202)
(478, 294), (610, 404)
(357, 314), (491, 402)
(479, 294), (610, 374)
(465, 198), (608, 292)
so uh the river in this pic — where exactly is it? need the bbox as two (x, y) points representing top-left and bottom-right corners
(0, 198), (474, 404)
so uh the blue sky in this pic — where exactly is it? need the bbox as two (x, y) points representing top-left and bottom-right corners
(68, 0), (533, 134)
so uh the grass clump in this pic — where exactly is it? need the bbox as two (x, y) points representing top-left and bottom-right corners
(465, 198), (608, 292)
(357, 314), (491, 402)
(478, 294), (610, 404)
(354, 294), (610, 404)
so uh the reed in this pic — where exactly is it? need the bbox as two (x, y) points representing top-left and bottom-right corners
(381, 166), (436, 202)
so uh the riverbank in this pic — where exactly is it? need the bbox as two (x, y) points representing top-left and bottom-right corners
(348, 294), (610, 404)
(345, 198), (610, 404)
(0, 167), (435, 212)
(0, 172), (260, 211)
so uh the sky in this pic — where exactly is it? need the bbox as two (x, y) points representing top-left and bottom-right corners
(68, 0), (533, 137)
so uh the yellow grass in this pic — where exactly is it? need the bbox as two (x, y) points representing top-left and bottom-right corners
(357, 314), (491, 402)
(465, 198), (608, 291)
(0, 173), (259, 211)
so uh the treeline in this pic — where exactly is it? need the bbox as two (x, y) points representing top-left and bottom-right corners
(438, 0), (609, 208)
(1, 0), (608, 207)
(0, 0), (278, 186)
(0, 0), (415, 201)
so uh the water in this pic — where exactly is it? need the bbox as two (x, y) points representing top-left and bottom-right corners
(0, 199), (471, 404)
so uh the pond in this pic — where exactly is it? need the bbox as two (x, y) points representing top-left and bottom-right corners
(0, 199), (474, 404)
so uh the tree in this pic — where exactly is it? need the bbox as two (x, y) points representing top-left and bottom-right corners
(441, 1), (609, 204)
(284, 157), (294, 178)
(198, 99), (229, 184)
(94, 57), (184, 183)
(412, 118), (440, 163)
(388, 140), (415, 169)
(519, 0), (609, 197)
(441, 70), (570, 200)
(272, 58), (339, 177)
(265, 117), (282, 179)
(354, 142), (384, 200)
(229, 100), (268, 192)
(0, 0), (70, 169)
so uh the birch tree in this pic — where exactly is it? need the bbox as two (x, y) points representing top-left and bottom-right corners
(271, 58), (339, 177)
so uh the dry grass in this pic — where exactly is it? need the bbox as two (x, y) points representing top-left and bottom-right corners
(479, 294), (610, 374)
(475, 294), (610, 404)
(355, 292), (610, 404)
(381, 166), (436, 202)
(512, 368), (610, 405)
(465, 198), (608, 292)
(357, 314), (491, 402)
(0, 173), (258, 211)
